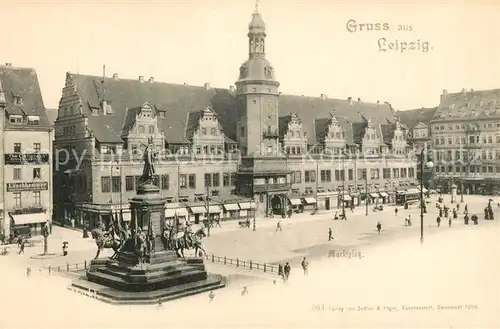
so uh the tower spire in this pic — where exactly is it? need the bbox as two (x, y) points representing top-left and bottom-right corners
(254, 0), (259, 13)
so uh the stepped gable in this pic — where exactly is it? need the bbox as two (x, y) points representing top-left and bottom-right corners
(71, 73), (396, 145)
(396, 107), (437, 129)
(0, 64), (51, 128)
(432, 89), (500, 122)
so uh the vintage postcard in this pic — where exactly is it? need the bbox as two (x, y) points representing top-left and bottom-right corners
(0, 0), (498, 328)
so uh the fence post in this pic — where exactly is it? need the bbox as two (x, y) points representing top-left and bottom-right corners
(250, 260), (252, 270)
(236, 258), (239, 267)
(84, 260), (87, 269)
(224, 256), (226, 265)
(264, 264), (266, 272)
(48, 266), (51, 275)
(211, 254), (214, 263)
(66, 263), (69, 272)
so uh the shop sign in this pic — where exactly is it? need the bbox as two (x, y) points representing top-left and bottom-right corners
(7, 182), (49, 192)
(4, 153), (50, 165)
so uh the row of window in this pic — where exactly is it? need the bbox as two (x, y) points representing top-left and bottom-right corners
(12, 168), (42, 180)
(291, 168), (415, 183)
(12, 143), (42, 153)
(101, 173), (238, 193)
(436, 165), (500, 174)
(436, 150), (500, 162)
(435, 135), (500, 146)
(434, 122), (500, 131)
(11, 191), (42, 207)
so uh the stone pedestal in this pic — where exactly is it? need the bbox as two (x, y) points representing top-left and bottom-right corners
(72, 182), (225, 304)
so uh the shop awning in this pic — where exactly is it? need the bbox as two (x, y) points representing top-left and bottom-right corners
(121, 212), (131, 222)
(238, 202), (255, 210)
(165, 209), (176, 217)
(208, 205), (221, 213)
(407, 188), (420, 194)
(176, 208), (188, 217)
(379, 192), (389, 198)
(369, 193), (380, 198)
(10, 212), (48, 225)
(223, 204), (240, 211)
(189, 206), (207, 214)
(342, 195), (352, 201)
(303, 197), (317, 204)
(288, 198), (302, 206)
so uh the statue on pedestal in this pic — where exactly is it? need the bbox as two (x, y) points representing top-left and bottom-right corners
(140, 137), (157, 185)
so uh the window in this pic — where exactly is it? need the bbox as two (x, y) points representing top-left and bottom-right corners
(230, 173), (237, 186)
(131, 145), (138, 154)
(212, 173), (220, 187)
(135, 176), (141, 189)
(125, 176), (134, 191)
(210, 128), (216, 135)
(305, 170), (316, 183)
(383, 168), (391, 179)
(204, 173), (211, 187)
(202, 128), (207, 135)
(112, 177), (121, 192)
(33, 143), (41, 153)
(348, 169), (354, 180)
(291, 171), (302, 183)
(400, 168), (407, 178)
(161, 175), (169, 190)
(357, 169), (367, 180)
(223, 173), (230, 186)
(33, 191), (41, 206)
(33, 168), (41, 179)
(101, 177), (111, 193)
(321, 170), (332, 182)
(370, 169), (380, 180)
(408, 168), (415, 178)
(138, 125), (145, 133)
(180, 174), (187, 189)
(9, 115), (22, 124)
(149, 125), (155, 134)
(13, 192), (21, 207)
(14, 143), (21, 153)
(13, 168), (21, 180)
(188, 174), (196, 188)
(196, 147), (202, 154)
(392, 168), (399, 179)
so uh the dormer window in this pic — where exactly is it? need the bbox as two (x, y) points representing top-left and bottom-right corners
(27, 115), (40, 125)
(14, 96), (23, 105)
(9, 115), (23, 124)
(159, 112), (165, 118)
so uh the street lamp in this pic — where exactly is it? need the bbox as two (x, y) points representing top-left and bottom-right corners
(252, 199), (256, 231)
(109, 160), (120, 223)
(420, 148), (434, 244)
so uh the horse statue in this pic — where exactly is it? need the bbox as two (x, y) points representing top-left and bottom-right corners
(91, 224), (121, 259)
(162, 224), (206, 258)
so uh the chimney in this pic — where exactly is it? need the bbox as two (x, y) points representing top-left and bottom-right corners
(377, 100), (380, 104)
(320, 94), (327, 100)
(357, 97), (361, 102)
(112, 73), (119, 80)
(139, 76), (144, 83)
(5, 63), (12, 67)
(204, 83), (211, 90)
(462, 88), (467, 94)
(0, 80), (5, 105)
(148, 77), (154, 83)
(348, 97), (353, 105)
(229, 86), (235, 93)
(442, 89), (448, 98)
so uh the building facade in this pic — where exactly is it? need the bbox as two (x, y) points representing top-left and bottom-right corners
(397, 107), (437, 187)
(431, 88), (500, 195)
(53, 8), (417, 229)
(0, 64), (53, 237)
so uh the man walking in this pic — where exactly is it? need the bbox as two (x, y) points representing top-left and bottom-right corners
(376, 222), (382, 235)
(328, 228), (334, 241)
(301, 257), (309, 276)
(283, 262), (291, 281)
(276, 220), (282, 232)
(18, 238), (25, 254)
(395, 208), (398, 216)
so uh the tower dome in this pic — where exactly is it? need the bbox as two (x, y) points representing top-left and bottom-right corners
(249, 11), (266, 33)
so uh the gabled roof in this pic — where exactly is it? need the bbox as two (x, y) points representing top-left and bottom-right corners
(413, 122), (428, 129)
(396, 107), (437, 129)
(0, 65), (51, 129)
(433, 89), (500, 122)
(380, 123), (396, 144)
(66, 73), (396, 145)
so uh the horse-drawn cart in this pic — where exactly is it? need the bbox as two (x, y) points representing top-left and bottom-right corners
(238, 220), (250, 228)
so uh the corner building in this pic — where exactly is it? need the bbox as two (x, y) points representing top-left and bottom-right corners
(0, 64), (53, 237)
(53, 8), (416, 228)
(431, 88), (500, 195)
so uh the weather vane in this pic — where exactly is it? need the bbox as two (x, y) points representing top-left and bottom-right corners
(255, 0), (259, 13)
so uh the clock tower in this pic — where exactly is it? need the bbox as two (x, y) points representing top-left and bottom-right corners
(235, 3), (280, 157)
(235, 4), (291, 216)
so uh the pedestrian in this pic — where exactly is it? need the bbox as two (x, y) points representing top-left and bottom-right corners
(457, 203), (460, 211)
(328, 228), (334, 241)
(278, 263), (284, 279)
(62, 242), (68, 256)
(333, 212), (338, 220)
(376, 222), (382, 235)
(408, 215), (412, 226)
(283, 262), (291, 281)
(157, 299), (163, 308)
(241, 286), (248, 296)
(26, 266), (31, 278)
(395, 208), (398, 216)
(301, 257), (308, 276)
(276, 220), (282, 232)
(436, 216), (441, 227)
(464, 214), (469, 225)
(404, 216), (408, 227)
(448, 217), (452, 227)
(208, 291), (215, 302)
(18, 239), (25, 254)
(465, 204), (468, 212)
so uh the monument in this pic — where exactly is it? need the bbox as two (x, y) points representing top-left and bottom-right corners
(71, 138), (226, 304)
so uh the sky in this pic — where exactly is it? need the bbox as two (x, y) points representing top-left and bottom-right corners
(1, 0), (499, 111)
